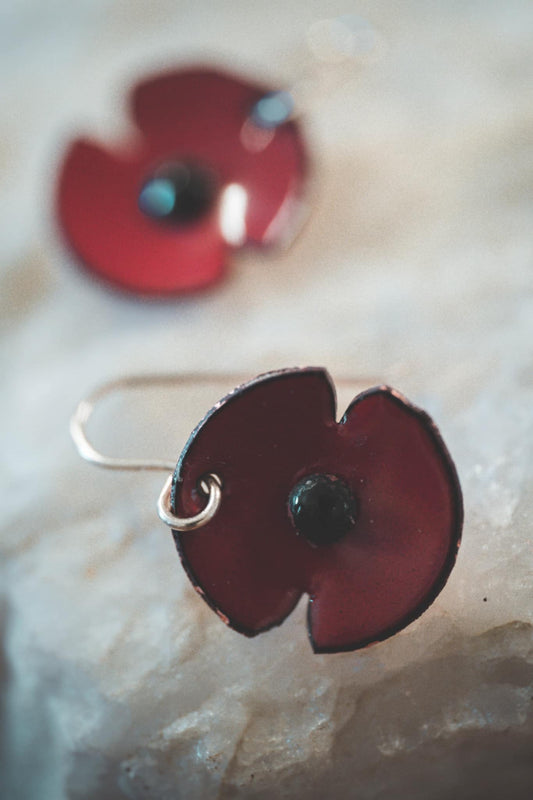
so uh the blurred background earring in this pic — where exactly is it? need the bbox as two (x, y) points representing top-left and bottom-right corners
(56, 15), (382, 296)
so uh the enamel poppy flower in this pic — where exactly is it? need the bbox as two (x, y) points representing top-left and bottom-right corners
(57, 68), (307, 294)
(171, 368), (463, 653)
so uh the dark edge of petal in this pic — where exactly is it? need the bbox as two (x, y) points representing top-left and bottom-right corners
(171, 367), (337, 638)
(307, 385), (464, 655)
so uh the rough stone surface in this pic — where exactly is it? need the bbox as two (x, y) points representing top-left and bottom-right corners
(1, 1), (533, 798)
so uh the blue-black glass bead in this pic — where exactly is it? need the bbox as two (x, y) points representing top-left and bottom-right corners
(288, 473), (358, 547)
(138, 161), (215, 225)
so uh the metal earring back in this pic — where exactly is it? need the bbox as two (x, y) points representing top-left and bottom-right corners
(57, 15), (382, 296)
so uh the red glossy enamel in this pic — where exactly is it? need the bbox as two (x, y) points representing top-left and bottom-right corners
(57, 68), (307, 295)
(172, 369), (463, 653)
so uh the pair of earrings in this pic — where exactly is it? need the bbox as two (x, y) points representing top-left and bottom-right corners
(65, 24), (463, 654)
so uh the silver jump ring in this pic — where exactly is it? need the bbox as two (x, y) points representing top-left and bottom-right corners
(157, 473), (223, 532)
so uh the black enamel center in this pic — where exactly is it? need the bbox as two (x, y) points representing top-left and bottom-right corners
(138, 160), (216, 225)
(288, 473), (358, 547)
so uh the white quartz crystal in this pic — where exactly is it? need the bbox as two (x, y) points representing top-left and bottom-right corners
(1, 1), (532, 798)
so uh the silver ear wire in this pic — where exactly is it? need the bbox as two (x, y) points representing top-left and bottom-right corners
(70, 374), (186, 473)
(70, 374), (231, 531)
(71, 371), (384, 469)
(71, 371), (382, 532)
(246, 15), (383, 130)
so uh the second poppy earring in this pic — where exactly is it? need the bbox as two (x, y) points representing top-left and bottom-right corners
(56, 16), (379, 295)
(57, 68), (307, 295)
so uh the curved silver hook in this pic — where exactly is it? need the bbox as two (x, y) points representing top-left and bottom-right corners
(71, 371), (380, 531)
(70, 374), (231, 530)
(70, 373), (249, 473)
(70, 371), (382, 472)
(70, 375), (183, 472)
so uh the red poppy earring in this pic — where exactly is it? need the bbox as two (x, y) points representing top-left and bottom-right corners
(56, 16), (380, 295)
(71, 368), (463, 653)
(57, 68), (307, 294)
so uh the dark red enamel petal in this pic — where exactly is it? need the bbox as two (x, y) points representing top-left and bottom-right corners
(131, 68), (308, 245)
(57, 140), (227, 294)
(172, 368), (337, 635)
(132, 68), (256, 142)
(307, 388), (463, 653)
